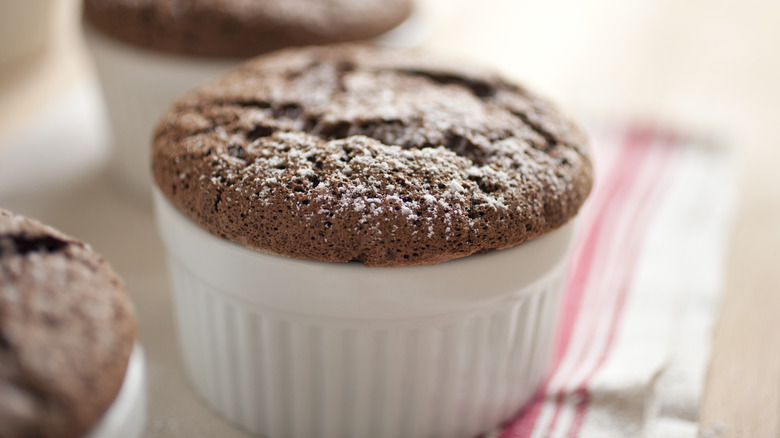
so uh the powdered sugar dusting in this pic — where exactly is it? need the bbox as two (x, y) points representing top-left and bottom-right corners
(154, 46), (592, 266)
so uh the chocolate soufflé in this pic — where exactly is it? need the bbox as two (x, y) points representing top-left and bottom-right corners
(0, 209), (136, 438)
(153, 45), (593, 267)
(83, 0), (413, 57)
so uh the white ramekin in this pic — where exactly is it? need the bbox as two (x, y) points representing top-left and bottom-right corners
(86, 344), (147, 438)
(0, 0), (52, 65)
(153, 189), (575, 438)
(83, 25), (239, 201)
(83, 6), (428, 202)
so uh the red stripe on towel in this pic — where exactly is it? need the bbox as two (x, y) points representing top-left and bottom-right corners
(566, 130), (679, 437)
(500, 126), (678, 438)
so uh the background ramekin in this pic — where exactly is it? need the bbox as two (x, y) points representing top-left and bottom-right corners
(83, 7), (429, 202)
(0, 0), (52, 65)
(153, 189), (575, 438)
(83, 25), (239, 201)
(86, 344), (147, 438)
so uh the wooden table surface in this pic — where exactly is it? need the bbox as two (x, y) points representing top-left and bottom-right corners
(1, 0), (778, 436)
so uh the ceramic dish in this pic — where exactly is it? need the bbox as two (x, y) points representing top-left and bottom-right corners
(154, 188), (575, 438)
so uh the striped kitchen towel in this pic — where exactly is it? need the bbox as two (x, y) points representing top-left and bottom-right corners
(496, 124), (736, 438)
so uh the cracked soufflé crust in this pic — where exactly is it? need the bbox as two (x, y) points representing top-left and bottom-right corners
(153, 45), (594, 267)
(83, 0), (413, 58)
(0, 209), (136, 438)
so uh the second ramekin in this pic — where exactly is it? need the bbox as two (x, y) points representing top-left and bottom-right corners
(86, 344), (147, 438)
(153, 189), (575, 438)
(83, 7), (428, 202)
(83, 25), (239, 200)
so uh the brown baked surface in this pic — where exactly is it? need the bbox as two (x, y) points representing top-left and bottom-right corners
(0, 209), (136, 438)
(153, 45), (593, 267)
(83, 0), (413, 58)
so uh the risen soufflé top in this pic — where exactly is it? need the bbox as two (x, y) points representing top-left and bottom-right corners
(153, 45), (594, 267)
(83, 0), (413, 58)
(0, 209), (136, 438)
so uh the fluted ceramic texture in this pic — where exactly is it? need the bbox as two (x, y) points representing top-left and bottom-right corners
(167, 256), (564, 438)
